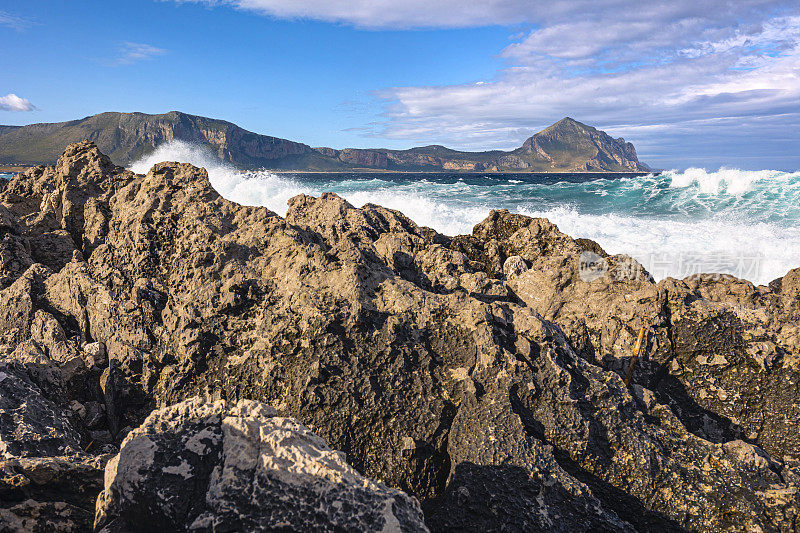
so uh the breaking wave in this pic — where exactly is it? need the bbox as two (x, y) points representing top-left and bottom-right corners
(129, 141), (310, 214)
(130, 142), (800, 285)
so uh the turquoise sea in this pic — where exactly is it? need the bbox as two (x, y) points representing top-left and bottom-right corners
(131, 142), (800, 285)
(12, 140), (800, 286)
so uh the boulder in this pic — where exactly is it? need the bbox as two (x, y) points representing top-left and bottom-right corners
(94, 397), (428, 532)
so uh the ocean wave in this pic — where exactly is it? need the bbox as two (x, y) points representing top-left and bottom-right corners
(518, 205), (800, 285)
(129, 141), (312, 216)
(129, 143), (799, 284)
(664, 167), (800, 195)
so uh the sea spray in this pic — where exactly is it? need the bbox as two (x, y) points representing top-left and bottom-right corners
(129, 141), (311, 216)
(130, 141), (800, 285)
(519, 205), (800, 285)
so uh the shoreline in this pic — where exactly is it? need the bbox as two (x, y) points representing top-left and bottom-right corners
(0, 165), (32, 173)
(269, 169), (659, 175)
(2, 141), (799, 531)
(2, 164), (657, 176)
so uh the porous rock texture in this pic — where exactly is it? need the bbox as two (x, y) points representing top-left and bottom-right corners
(94, 397), (427, 532)
(0, 141), (798, 531)
(0, 363), (108, 532)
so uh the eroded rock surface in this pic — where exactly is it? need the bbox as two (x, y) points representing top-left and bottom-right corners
(0, 142), (798, 532)
(94, 397), (427, 532)
(478, 211), (800, 462)
(0, 363), (106, 532)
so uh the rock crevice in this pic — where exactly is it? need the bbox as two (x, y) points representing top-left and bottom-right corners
(0, 141), (798, 532)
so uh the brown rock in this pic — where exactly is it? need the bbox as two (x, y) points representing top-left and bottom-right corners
(0, 142), (798, 532)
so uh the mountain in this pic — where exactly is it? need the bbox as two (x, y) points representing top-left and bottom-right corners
(314, 118), (649, 172)
(0, 112), (650, 172)
(513, 117), (646, 171)
(0, 111), (347, 171)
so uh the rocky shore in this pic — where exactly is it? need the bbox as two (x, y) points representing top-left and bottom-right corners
(0, 142), (798, 532)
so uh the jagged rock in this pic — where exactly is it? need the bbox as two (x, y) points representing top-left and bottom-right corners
(0, 364), (81, 458)
(0, 363), (106, 532)
(502, 255), (528, 279)
(469, 208), (800, 461)
(82, 342), (107, 369)
(0, 205), (33, 290)
(94, 397), (428, 532)
(657, 274), (800, 460)
(0, 142), (798, 532)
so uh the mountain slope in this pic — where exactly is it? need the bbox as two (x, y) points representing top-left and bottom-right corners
(513, 117), (645, 171)
(0, 112), (650, 172)
(0, 111), (348, 170)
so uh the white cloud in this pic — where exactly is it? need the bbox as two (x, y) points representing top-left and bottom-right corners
(0, 10), (32, 31)
(113, 42), (167, 65)
(365, 1), (800, 168)
(376, 41), (800, 153)
(173, 0), (800, 166)
(0, 94), (36, 112)
(679, 16), (800, 59)
(172, 0), (532, 28)
(173, 0), (788, 31)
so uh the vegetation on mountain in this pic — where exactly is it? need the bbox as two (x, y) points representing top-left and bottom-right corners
(0, 112), (650, 172)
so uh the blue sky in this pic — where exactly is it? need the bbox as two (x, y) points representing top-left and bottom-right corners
(1, 0), (799, 169)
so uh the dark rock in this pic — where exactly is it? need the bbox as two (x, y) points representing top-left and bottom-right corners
(0, 363), (106, 532)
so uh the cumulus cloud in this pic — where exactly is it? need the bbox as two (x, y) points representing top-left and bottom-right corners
(0, 94), (36, 112)
(113, 42), (167, 65)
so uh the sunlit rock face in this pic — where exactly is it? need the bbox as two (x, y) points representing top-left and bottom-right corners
(94, 398), (428, 532)
(0, 141), (798, 532)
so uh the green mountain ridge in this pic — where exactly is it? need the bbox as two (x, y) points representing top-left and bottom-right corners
(0, 112), (650, 172)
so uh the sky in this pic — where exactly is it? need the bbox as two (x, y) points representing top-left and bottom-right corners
(1, 0), (799, 170)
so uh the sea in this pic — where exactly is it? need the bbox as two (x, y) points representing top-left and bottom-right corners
(6, 140), (800, 286)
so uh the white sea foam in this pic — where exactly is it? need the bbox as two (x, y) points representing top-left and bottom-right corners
(129, 143), (799, 285)
(519, 205), (800, 286)
(664, 167), (800, 195)
(129, 141), (312, 216)
(129, 141), (491, 228)
(342, 188), (490, 236)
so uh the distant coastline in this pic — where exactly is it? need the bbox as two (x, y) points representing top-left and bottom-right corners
(272, 169), (658, 175)
(0, 112), (650, 173)
(0, 165), (30, 173)
(1, 165), (659, 176)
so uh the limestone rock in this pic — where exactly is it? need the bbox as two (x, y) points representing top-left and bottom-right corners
(0, 142), (798, 532)
(476, 208), (800, 462)
(0, 363), (106, 532)
(94, 397), (428, 532)
(502, 255), (528, 279)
